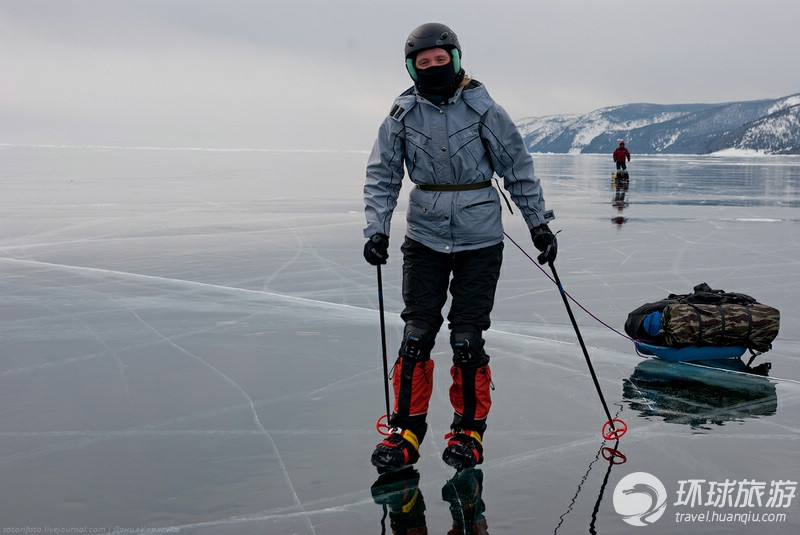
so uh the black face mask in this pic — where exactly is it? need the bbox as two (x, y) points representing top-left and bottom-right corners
(415, 62), (460, 102)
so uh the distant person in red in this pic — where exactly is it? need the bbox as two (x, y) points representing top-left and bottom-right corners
(613, 140), (631, 172)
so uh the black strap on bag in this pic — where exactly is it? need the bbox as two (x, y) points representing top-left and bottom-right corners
(674, 282), (757, 307)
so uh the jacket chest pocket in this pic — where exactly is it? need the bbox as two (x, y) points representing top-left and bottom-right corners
(451, 126), (488, 170)
(405, 129), (434, 176)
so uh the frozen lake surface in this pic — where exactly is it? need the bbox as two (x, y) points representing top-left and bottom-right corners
(1, 146), (799, 534)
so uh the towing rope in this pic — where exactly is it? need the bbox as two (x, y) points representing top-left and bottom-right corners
(503, 231), (635, 343)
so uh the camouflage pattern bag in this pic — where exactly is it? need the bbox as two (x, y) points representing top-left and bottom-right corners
(625, 282), (781, 352)
(661, 302), (780, 352)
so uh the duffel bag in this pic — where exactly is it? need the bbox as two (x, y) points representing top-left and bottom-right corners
(624, 283), (780, 352)
(661, 302), (780, 352)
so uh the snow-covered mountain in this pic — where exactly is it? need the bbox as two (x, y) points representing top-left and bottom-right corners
(517, 93), (800, 155)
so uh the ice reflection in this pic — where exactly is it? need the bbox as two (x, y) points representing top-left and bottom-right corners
(371, 467), (488, 534)
(623, 359), (777, 429)
(611, 175), (630, 227)
(554, 440), (627, 535)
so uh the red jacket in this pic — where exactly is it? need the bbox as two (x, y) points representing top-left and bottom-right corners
(613, 147), (631, 162)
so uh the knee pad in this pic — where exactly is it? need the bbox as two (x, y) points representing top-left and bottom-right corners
(399, 324), (436, 361)
(450, 329), (489, 368)
(390, 324), (436, 439)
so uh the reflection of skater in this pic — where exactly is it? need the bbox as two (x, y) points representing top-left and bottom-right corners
(371, 468), (427, 534)
(363, 22), (556, 472)
(443, 469), (488, 534)
(611, 174), (629, 227)
(613, 140), (631, 176)
(371, 467), (488, 534)
(612, 179), (628, 209)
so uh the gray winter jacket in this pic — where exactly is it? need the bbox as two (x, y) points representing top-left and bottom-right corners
(363, 81), (554, 254)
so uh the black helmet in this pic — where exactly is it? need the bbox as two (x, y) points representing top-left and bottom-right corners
(404, 22), (462, 81)
(405, 22), (462, 59)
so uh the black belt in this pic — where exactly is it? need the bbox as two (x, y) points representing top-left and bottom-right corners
(416, 181), (492, 192)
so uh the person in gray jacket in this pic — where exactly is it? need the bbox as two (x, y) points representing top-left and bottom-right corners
(363, 22), (557, 472)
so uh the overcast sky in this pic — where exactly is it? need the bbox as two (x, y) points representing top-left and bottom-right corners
(2, 0), (798, 150)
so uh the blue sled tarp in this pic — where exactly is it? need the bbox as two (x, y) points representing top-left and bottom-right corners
(634, 341), (747, 362)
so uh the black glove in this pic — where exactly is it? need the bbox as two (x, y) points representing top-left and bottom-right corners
(363, 234), (389, 265)
(531, 224), (557, 265)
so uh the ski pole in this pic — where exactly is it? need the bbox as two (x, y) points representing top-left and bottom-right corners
(547, 260), (627, 440)
(376, 265), (392, 433)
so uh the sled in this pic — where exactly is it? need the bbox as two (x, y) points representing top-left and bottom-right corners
(626, 283), (779, 366)
(634, 341), (747, 362)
